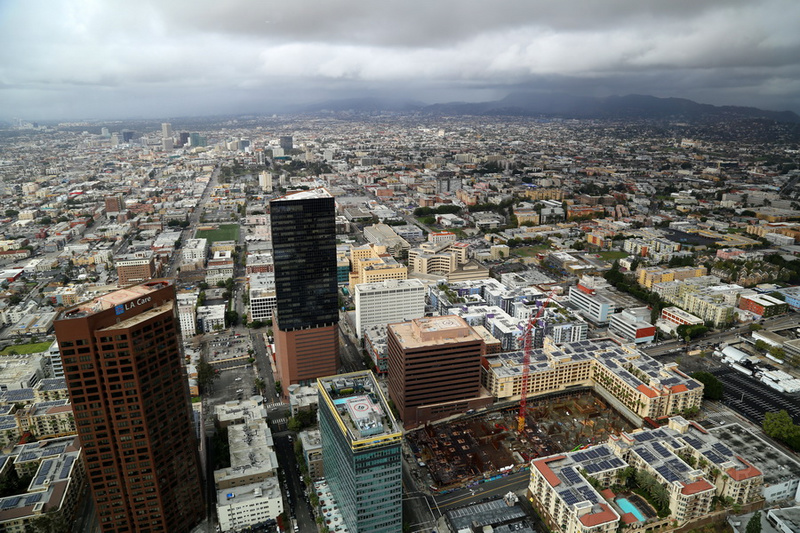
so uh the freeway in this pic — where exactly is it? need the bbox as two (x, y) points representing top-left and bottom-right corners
(642, 312), (800, 358)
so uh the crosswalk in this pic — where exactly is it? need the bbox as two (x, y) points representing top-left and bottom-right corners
(264, 402), (284, 410)
(271, 417), (288, 426)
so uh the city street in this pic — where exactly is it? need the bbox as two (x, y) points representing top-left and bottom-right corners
(432, 470), (530, 513)
(272, 433), (316, 533)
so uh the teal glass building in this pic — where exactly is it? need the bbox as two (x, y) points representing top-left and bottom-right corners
(317, 371), (403, 532)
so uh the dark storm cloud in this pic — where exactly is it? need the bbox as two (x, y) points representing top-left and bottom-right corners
(0, 0), (798, 119)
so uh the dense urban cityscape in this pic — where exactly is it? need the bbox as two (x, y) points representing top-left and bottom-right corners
(0, 110), (797, 533)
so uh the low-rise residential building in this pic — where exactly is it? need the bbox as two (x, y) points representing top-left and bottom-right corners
(638, 266), (708, 290)
(738, 293), (788, 318)
(529, 417), (762, 533)
(0, 437), (85, 533)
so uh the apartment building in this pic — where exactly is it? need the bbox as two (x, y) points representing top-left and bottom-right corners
(407, 241), (469, 276)
(637, 266), (707, 290)
(348, 243), (408, 292)
(482, 339), (703, 421)
(528, 417), (762, 533)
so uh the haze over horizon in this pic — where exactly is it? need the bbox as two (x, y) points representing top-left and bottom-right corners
(2, 0), (800, 121)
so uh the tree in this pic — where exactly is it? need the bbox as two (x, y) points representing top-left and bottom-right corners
(24, 508), (69, 532)
(287, 418), (303, 432)
(196, 357), (218, 394)
(763, 411), (800, 450)
(691, 371), (724, 400)
(274, 381), (282, 396)
(746, 511), (761, 533)
(224, 310), (239, 327)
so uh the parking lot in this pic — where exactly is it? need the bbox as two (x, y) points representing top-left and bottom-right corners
(206, 331), (252, 365)
(206, 361), (259, 406)
(714, 367), (800, 425)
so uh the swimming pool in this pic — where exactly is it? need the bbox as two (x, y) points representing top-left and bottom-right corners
(616, 497), (645, 522)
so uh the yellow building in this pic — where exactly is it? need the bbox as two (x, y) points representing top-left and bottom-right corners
(638, 266), (707, 289)
(524, 188), (564, 201)
(348, 244), (407, 292)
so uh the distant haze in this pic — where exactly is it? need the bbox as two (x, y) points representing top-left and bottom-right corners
(1, 0), (799, 120)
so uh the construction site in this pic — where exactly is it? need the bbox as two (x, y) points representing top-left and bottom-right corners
(406, 389), (636, 489)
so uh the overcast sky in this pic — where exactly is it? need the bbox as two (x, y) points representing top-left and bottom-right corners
(2, 0), (799, 120)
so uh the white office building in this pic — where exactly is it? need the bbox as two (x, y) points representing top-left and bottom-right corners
(249, 272), (277, 322)
(216, 479), (283, 532)
(182, 238), (207, 265)
(197, 304), (226, 333)
(568, 285), (614, 324)
(354, 279), (425, 337)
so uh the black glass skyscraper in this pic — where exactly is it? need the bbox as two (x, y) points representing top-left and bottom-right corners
(270, 189), (340, 386)
(270, 189), (338, 330)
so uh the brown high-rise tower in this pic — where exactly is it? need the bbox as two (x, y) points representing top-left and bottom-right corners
(387, 315), (488, 428)
(54, 280), (204, 533)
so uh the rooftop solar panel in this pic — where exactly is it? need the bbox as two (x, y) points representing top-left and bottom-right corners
(26, 493), (42, 504)
(652, 442), (671, 458)
(1, 497), (21, 510)
(713, 443), (733, 456)
(684, 436), (703, 448)
(638, 449), (655, 463)
(563, 468), (583, 484)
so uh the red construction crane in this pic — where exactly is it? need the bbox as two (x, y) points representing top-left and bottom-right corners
(518, 290), (556, 434)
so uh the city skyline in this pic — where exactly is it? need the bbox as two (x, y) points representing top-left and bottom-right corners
(1, 1), (800, 120)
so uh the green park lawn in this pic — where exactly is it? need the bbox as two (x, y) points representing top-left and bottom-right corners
(513, 245), (550, 257)
(597, 251), (630, 261)
(1, 341), (52, 355)
(195, 224), (240, 244)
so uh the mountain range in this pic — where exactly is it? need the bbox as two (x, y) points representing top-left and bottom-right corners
(301, 93), (800, 123)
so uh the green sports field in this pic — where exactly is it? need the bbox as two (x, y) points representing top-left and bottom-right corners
(195, 224), (240, 243)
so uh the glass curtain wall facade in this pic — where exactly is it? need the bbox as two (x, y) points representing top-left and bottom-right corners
(317, 372), (402, 532)
(270, 191), (338, 331)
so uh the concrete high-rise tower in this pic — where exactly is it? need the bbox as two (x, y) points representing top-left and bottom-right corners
(270, 189), (339, 387)
(54, 281), (204, 533)
(161, 122), (173, 139)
